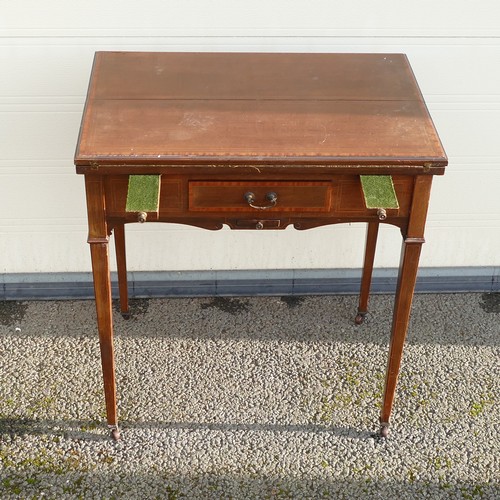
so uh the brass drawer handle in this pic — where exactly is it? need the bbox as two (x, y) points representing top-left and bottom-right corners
(244, 191), (277, 210)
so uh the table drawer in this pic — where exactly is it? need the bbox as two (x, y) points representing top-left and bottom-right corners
(189, 181), (332, 212)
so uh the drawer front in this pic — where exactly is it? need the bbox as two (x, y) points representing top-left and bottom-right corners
(189, 181), (332, 212)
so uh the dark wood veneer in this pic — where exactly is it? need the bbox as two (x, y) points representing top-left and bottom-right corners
(75, 52), (447, 440)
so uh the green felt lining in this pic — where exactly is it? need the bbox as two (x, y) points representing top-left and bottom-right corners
(360, 175), (399, 209)
(125, 175), (161, 212)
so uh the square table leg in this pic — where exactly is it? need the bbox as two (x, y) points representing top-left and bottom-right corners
(114, 223), (130, 319)
(85, 175), (120, 441)
(379, 175), (433, 437)
(355, 221), (380, 325)
(379, 239), (422, 437)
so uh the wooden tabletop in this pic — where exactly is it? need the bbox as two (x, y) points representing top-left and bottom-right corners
(75, 52), (447, 169)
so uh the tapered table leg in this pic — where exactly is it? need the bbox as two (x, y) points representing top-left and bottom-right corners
(85, 175), (120, 440)
(90, 242), (120, 440)
(114, 223), (130, 319)
(379, 175), (432, 438)
(379, 239), (422, 437)
(355, 221), (379, 325)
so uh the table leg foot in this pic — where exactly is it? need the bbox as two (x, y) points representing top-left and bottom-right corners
(380, 422), (389, 438)
(355, 312), (367, 325)
(121, 312), (131, 320)
(109, 425), (121, 441)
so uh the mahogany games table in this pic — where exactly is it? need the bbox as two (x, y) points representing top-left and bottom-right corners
(74, 52), (447, 440)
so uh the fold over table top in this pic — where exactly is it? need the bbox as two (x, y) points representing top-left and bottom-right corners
(75, 52), (447, 172)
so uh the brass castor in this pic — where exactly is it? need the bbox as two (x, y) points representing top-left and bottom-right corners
(380, 423), (389, 438)
(354, 313), (366, 325)
(121, 312), (131, 320)
(110, 427), (121, 441)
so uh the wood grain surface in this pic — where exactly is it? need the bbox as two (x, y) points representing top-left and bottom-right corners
(75, 52), (447, 167)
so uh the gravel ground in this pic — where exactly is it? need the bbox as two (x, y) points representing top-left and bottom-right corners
(0, 293), (498, 499)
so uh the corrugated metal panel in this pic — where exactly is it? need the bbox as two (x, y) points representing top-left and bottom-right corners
(1, 1), (499, 276)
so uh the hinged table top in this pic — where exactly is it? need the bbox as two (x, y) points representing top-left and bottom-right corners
(75, 52), (447, 171)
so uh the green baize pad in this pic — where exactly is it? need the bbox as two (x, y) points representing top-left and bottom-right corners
(125, 175), (161, 212)
(360, 175), (399, 209)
